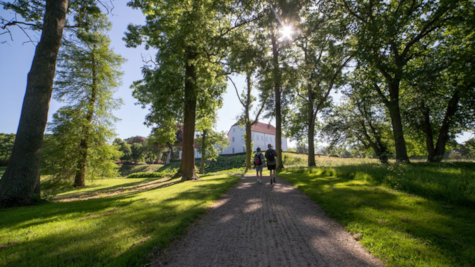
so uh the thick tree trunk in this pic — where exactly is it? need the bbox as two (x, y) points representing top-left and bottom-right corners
(307, 83), (316, 167)
(166, 146), (171, 164)
(199, 130), (207, 174)
(74, 44), (97, 187)
(421, 104), (436, 162)
(181, 48), (198, 181)
(245, 121), (252, 171)
(0, 0), (68, 206)
(387, 82), (410, 163)
(244, 73), (252, 172)
(271, 31), (284, 170)
(430, 90), (461, 162)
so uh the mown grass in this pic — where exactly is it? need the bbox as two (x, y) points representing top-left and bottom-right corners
(279, 163), (475, 267)
(0, 174), (240, 267)
(118, 164), (163, 177)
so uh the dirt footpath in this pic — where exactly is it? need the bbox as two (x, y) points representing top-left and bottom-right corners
(153, 175), (382, 267)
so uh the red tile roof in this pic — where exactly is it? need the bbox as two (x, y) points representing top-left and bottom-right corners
(251, 122), (277, 135)
(229, 122), (285, 137)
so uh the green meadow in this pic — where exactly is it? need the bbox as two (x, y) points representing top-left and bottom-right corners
(279, 162), (475, 267)
(0, 174), (240, 267)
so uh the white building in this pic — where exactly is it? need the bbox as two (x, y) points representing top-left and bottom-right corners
(180, 122), (288, 159)
(220, 122), (288, 154)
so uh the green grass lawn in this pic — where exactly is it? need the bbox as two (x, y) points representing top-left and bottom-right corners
(0, 174), (240, 267)
(118, 164), (163, 177)
(279, 163), (475, 267)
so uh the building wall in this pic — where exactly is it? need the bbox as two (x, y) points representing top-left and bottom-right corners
(220, 125), (288, 155)
(179, 125), (289, 158)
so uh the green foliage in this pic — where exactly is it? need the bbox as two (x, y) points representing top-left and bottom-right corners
(125, 0), (233, 146)
(196, 130), (230, 163)
(461, 138), (475, 159)
(0, 133), (14, 166)
(0, 174), (240, 267)
(280, 163), (475, 266)
(41, 13), (124, 183)
(113, 138), (132, 161)
(130, 143), (145, 164)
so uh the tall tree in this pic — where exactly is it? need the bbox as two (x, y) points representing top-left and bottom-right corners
(401, 3), (475, 162)
(322, 68), (393, 163)
(290, 5), (352, 167)
(339, 0), (462, 162)
(0, 0), (69, 206)
(229, 73), (267, 171)
(50, 13), (124, 187)
(125, 0), (257, 181)
(0, 0), (106, 205)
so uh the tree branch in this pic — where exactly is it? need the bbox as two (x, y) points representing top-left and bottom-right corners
(228, 76), (246, 107)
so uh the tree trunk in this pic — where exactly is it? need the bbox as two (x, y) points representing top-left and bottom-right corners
(0, 0), (68, 206)
(271, 31), (284, 170)
(421, 104), (436, 162)
(74, 44), (97, 187)
(166, 147), (171, 164)
(199, 130), (207, 174)
(387, 82), (410, 163)
(244, 73), (252, 172)
(430, 90), (461, 162)
(307, 83), (316, 167)
(181, 48), (198, 181)
(245, 121), (252, 171)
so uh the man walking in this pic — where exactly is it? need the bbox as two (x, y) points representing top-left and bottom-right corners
(254, 147), (264, 184)
(265, 144), (278, 185)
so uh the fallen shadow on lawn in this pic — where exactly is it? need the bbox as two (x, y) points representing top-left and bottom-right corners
(53, 177), (177, 202)
(280, 170), (475, 266)
(0, 175), (240, 267)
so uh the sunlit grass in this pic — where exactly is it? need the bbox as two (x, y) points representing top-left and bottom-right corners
(279, 164), (475, 267)
(0, 174), (240, 267)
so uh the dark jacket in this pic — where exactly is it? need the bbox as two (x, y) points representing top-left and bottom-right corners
(265, 149), (278, 166)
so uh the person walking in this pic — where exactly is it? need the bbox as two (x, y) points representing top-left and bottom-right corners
(265, 144), (278, 185)
(253, 147), (264, 184)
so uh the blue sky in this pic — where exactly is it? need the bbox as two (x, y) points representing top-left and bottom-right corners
(0, 2), (247, 141)
(0, 2), (472, 148)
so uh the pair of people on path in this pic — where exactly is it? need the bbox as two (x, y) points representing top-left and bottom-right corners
(254, 144), (278, 185)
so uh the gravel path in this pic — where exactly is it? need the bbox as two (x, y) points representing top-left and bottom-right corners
(153, 175), (382, 267)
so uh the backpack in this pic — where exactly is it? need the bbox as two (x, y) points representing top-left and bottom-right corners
(254, 154), (263, 165)
(266, 150), (276, 161)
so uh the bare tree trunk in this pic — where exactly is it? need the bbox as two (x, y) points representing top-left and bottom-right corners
(181, 48), (198, 181)
(166, 149), (171, 164)
(245, 121), (252, 171)
(271, 31), (284, 170)
(421, 104), (436, 162)
(0, 0), (68, 206)
(307, 83), (316, 167)
(199, 130), (207, 174)
(429, 90), (461, 162)
(244, 73), (252, 172)
(387, 82), (410, 163)
(74, 44), (97, 187)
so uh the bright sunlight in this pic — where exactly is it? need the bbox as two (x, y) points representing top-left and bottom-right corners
(280, 25), (293, 40)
